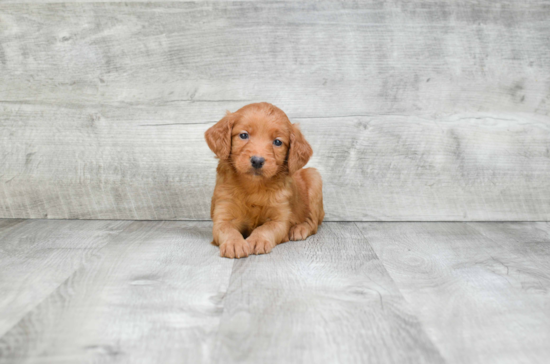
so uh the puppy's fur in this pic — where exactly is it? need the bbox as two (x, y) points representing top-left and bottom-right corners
(205, 102), (324, 258)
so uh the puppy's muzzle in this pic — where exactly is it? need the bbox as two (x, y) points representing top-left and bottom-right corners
(250, 156), (265, 169)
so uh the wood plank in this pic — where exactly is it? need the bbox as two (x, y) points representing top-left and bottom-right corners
(0, 221), (233, 364)
(1, 104), (549, 220)
(356, 222), (550, 364)
(1, 2), (549, 115)
(0, 219), (130, 337)
(214, 222), (444, 363)
(1, 1), (550, 221)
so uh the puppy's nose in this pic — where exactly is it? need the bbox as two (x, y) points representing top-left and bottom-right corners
(250, 156), (265, 169)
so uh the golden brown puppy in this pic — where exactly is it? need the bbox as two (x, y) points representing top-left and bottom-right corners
(205, 102), (324, 258)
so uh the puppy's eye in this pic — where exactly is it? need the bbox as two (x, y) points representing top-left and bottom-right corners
(273, 139), (283, 147)
(239, 133), (249, 140)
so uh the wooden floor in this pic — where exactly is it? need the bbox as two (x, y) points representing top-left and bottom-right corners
(0, 220), (548, 364)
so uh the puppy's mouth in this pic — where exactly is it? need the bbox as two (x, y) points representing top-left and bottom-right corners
(244, 166), (265, 177)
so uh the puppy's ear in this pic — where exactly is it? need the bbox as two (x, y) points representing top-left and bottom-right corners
(205, 112), (235, 160)
(288, 123), (313, 175)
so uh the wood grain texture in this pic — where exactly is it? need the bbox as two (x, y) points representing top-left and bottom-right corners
(2, 219), (550, 363)
(1, 1), (550, 220)
(0, 220), (233, 364)
(1, 105), (549, 220)
(214, 222), (444, 363)
(356, 222), (550, 364)
(0, 219), (130, 337)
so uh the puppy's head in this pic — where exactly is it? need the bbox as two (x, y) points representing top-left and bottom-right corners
(205, 102), (312, 179)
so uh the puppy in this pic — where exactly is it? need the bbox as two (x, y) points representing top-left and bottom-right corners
(205, 102), (324, 258)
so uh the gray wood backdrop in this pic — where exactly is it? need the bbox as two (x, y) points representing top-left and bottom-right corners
(1, 1), (549, 221)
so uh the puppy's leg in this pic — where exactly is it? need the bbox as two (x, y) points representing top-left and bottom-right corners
(247, 221), (289, 255)
(213, 221), (251, 259)
(289, 222), (313, 241)
(289, 168), (324, 241)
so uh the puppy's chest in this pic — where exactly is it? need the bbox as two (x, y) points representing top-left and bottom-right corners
(243, 196), (275, 215)
(242, 190), (291, 221)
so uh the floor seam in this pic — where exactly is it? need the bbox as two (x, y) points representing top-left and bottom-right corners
(353, 222), (450, 364)
(0, 220), (134, 341)
(209, 257), (237, 364)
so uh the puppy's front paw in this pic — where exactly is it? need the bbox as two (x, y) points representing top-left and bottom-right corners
(219, 238), (251, 259)
(289, 224), (310, 241)
(247, 235), (274, 255)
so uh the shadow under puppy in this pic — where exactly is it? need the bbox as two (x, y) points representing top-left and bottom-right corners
(205, 102), (324, 258)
